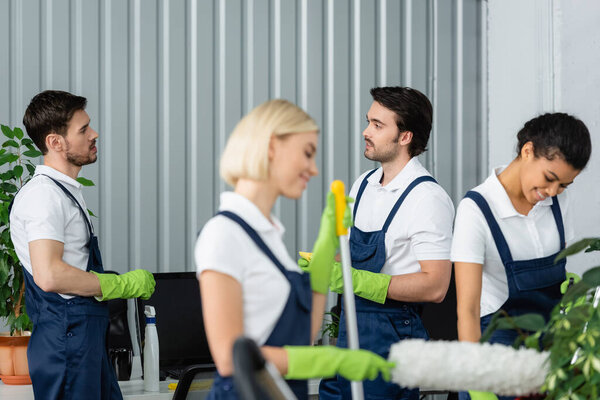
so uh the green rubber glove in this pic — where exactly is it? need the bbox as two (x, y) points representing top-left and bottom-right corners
(284, 345), (394, 382)
(560, 272), (581, 294)
(467, 391), (498, 400)
(307, 192), (339, 294)
(91, 270), (156, 301)
(329, 262), (391, 304)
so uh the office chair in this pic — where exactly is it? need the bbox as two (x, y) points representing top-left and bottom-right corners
(419, 267), (459, 400)
(172, 337), (295, 400)
(104, 271), (134, 381)
(232, 337), (296, 400)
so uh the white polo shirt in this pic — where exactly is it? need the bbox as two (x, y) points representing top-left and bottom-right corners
(195, 192), (303, 345)
(349, 157), (455, 276)
(10, 165), (93, 299)
(451, 166), (575, 317)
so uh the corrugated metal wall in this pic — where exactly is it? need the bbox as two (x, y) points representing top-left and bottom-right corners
(0, 0), (485, 273)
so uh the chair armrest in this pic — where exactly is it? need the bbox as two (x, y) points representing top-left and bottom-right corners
(172, 364), (216, 400)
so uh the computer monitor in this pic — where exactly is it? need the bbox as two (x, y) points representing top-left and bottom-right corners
(136, 272), (214, 375)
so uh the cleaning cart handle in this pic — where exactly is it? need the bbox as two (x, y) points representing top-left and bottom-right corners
(331, 180), (348, 237)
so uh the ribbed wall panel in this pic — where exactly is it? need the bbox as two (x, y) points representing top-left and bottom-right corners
(0, 0), (484, 272)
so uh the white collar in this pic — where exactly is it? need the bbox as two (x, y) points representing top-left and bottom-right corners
(366, 157), (430, 192)
(219, 192), (285, 236)
(486, 166), (552, 219)
(34, 165), (82, 189)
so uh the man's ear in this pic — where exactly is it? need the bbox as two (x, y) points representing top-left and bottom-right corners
(45, 133), (65, 153)
(400, 130), (413, 146)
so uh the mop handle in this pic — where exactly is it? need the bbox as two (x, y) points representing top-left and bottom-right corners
(331, 181), (364, 400)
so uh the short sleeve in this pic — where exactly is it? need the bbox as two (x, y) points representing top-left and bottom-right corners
(450, 197), (488, 264)
(405, 185), (455, 260)
(195, 216), (247, 282)
(18, 185), (66, 243)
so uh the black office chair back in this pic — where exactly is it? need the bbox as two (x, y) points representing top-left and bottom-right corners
(233, 337), (296, 400)
(420, 267), (458, 340)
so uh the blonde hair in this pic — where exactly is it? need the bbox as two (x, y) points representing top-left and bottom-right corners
(220, 99), (319, 187)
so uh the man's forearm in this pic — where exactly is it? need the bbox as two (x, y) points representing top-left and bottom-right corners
(386, 260), (451, 303)
(33, 260), (102, 297)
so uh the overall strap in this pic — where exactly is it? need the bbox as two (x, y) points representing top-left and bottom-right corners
(550, 196), (566, 249)
(352, 169), (378, 221)
(217, 211), (288, 276)
(39, 174), (94, 238)
(464, 191), (513, 264)
(382, 175), (437, 233)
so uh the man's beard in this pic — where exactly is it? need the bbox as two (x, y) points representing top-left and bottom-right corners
(66, 143), (96, 167)
(364, 141), (400, 163)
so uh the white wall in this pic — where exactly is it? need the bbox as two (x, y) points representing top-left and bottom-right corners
(558, 1), (600, 273)
(487, 0), (600, 274)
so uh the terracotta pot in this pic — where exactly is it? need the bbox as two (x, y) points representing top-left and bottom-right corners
(0, 332), (31, 385)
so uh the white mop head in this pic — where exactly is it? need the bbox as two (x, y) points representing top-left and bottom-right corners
(388, 339), (549, 396)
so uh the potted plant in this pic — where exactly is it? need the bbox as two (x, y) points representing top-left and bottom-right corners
(0, 124), (40, 384)
(321, 309), (340, 346)
(0, 124), (96, 385)
(482, 237), (600, 399)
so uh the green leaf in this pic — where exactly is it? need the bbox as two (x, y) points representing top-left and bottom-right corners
(584, 240), (600, 253)
(495, 313), (547, 332)
(87, 208), (97, 218)
(13, 127), (24, 140)
(25, 163), (36, 176)
(25, 143), (37, 152)
(480, 311), (504, 343)
(12, 165), (23, 179)
(556, 238), (600, 262)
(562, 281), (592, 305)
(0, 182), (18, 193)
(0, 205), (8, 225)
(1, 125), (15, 139)
(0, 153), (19, 166)
(582, 266), (600, 287)
(20, 138), (33, 146)
(2, 140), (19, 149)
(23, 149), (42, 158)
(76, 177), (95, 187)
(0, 171), (14, 181)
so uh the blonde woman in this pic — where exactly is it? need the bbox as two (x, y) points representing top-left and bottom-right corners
(195, 99), (393, 400)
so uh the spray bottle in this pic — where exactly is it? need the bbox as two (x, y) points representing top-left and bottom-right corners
(143, 305), (159, 392)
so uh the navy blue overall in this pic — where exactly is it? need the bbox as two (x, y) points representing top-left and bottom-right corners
(459, 191), (566, 400)
(207, 211), (312, 400)
(320, 170), (435, 400)
(11, 175), (122, 400)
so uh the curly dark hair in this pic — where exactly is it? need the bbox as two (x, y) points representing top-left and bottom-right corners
(516, 113), (591, 170)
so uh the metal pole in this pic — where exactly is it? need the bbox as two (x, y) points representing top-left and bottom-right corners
(332, 181), (364, 400)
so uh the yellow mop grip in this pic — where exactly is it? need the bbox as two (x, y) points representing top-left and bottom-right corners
(331, 180), (348, 236)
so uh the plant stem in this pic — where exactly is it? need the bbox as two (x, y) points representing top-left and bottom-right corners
(14, 279), (24, 318)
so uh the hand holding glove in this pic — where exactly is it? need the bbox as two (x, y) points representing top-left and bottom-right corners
(329, 262), (391, 304)
(92, 269), (156, 301)
(284, 345), (394, 382)
(301, 193), (353, 294)
(298, 256), (391, 304)
(306, 192), (340, 294)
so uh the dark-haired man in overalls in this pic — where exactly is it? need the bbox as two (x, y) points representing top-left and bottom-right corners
(10, 90), (155, 400)
(318, 87), (455, 400)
